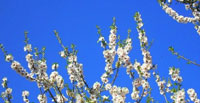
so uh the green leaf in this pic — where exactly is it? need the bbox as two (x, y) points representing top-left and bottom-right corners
(146, 96), (152, 103)
(168, 46), (174, 52)
(171, 88), (177, 93)
(71, 44), (75, 49)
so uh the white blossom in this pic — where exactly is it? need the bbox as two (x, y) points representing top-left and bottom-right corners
(24, 44), (32, 52)
(52, 63), (59, 70)
(38, 94), (47, 103)
(187, 88), (200, 102)
(5, 54), (13, 62)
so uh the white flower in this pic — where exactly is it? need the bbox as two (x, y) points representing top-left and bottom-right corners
(5, 54), (13, 62)
(93, 82), (101, 90)
(101, 74), (108, 83)
(177, 76), (183, 83)
(2, 77), (7, 82)
(26, 54), (33, 62)
(54, 94), (68, 103)
(117, 47), (125, 57)
(110, 29), (116, 34)
(187, 88), (199, 102)
(22, 90), (29, 97)
(98, 36), (105, 41)
(167, 82), (172, 87)
(138, 22), (143, 28)
(52, 63), (59, 70)
(1, 92), (6, 98)
(75, 94), (85, 103)
(60, 51), (66, 58)
(77, 82), (84, 88)
(133, 61), (141, 70)
(141, 80), (150, 90)
(68, 55), (77, 62)
(102, 95), (109, 100)
(169, 68), (173, 75)
(90, 94), (97, 102)
(56, 75), (64, 89)
(24, 44), (32, 52)
(171, 89), (185, 103)
(11, 61), (20, 69)
(131, 88), (139, 100)
(122, 87), (129, 94)
(109, 33), (117, 43)
(1, 77), (7, 88)
(38, 94), (47, 103)
(105, 83), (112, 90)
(5, 88), (12, 94)
(185, 5), (190, 10)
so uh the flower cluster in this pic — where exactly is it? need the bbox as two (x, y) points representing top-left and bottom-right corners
(26, 53), (48, 78)
(134, 12), (152, 79)
(1, 77), (13, 103)
(162, 4), (199, 23)
(1, 12), (200, 103)
(67, 54), (85, 88)
(102, 26), (117, 74)
(131, 87), (140, 100)
(116, 37), (134, 76)
(2, 88), (12, 97)
(154, 67), (183, 97)
(131, 78), (150, 100)
(25, 52), (51, 90)
(154, 73), (166, 95)
(109, 85), (129, 103)
(159, 0), (200, 35)
(49, 71), (64, 89)
(10, 60), (35, 81)
(169, 67), (183, 83)
(187, 88), (200, 103)
(171, 89), (185, 103)
(89, 82), (101, 102)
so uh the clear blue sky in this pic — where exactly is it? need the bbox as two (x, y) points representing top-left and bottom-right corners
(0, 0), (200, 102)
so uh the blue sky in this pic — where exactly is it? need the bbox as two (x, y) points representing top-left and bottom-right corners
(0, 0), (200, 102)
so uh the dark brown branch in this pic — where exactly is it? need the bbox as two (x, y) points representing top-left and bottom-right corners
(56, 86), (65, 102)
(47, 89), (58, 103)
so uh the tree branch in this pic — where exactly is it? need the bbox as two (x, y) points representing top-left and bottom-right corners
(47, 89), (58, 103)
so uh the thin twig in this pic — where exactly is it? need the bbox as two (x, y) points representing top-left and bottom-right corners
(176, 54), (200, 67)
(54, 30), (65, 49)
(136, 88), (144, 103)
(163, 93), (168, 103)
(0, 44), (7, 56)
(47, 89), (58, 103)
(111, 68), (119, 86)
(169, 47), (200, 67)
(80, 74), (90, 90)
(56, 86), (65, 102)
